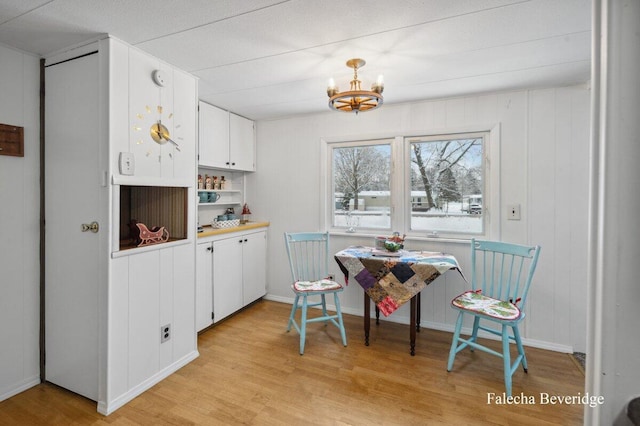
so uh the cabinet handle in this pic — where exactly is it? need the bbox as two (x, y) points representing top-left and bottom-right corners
(239, 239), (243, 243)
(226, 161), (230, 165)
(244, 239), (247, 242)
(207, 246), (213, 252)
(232, 162), (236, 166)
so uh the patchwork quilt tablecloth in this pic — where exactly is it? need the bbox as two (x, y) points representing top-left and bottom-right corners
(334, 246), (464, 316)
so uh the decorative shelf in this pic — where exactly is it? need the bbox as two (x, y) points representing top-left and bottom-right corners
(198, 201), (241, 206)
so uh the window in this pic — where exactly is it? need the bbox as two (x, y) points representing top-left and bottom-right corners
(330, 140), (392, 231)
(324, 127), (496, 239)
(408, 132), (486, 237)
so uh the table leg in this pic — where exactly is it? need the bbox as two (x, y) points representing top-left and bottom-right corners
(364, 292), (370, 346)
(375, 306), (380, 325)
(410, 296), (416, 356)
(416, 292), (421, 332)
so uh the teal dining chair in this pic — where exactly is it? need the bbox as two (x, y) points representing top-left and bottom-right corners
(284, 232), (347, 355)
(447, 239), (541, 396)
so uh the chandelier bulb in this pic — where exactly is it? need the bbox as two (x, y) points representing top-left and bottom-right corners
(372, 74), (385, 94)
(327, 78), (339, 97)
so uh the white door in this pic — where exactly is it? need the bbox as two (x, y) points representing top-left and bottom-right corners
(213, 236), (243, 322)
(45, 52), (102, 401)
(242, 231), (266, 305)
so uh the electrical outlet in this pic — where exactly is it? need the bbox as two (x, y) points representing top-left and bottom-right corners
(507, 204), (521, 220)
(161, 324), (171, 343)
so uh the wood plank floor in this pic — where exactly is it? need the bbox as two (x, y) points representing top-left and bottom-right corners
(0, 300), (585, 425)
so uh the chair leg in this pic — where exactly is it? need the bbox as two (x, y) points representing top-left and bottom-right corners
(320, 294), (329, 324)
(513, 325), (528, 373)
(287, 294), (299, 332)
(447, 312), (465, 371)
(502, 325), (512, 397)
(299, 295), (308, 355)
(334, 292), (347, 347)
(469, 316), (480, 352)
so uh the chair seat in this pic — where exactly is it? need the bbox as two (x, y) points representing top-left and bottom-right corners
(293, 279), (342, 292)
(451, 290), (521, 321)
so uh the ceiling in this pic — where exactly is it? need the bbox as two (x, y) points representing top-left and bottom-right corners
(0, 0), (591, 121)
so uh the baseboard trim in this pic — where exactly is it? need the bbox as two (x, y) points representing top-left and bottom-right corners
(97, 350), (199, 415)
(0, 376), (41, 402)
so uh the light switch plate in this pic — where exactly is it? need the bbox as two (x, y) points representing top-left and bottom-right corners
(507, 204), (521, 220)
(119, 152), (135, 175)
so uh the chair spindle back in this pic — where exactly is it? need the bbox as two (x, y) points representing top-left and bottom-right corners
(470, 239), (541, 310)
(284, 232), (330, 283)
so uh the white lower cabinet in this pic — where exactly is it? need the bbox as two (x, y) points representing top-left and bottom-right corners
(212, 236), (245, 322)
(196, 229), (267, 331)
(196, 241), (214, 331)
(241, 231), (267, 305)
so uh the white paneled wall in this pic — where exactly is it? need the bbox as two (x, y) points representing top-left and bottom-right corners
(249, 85), (590, 353)
(0, 44), (40, 401)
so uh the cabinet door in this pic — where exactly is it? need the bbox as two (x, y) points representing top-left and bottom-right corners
(242, 231), (267, 305)
(195, 241), (213, 331)
(199, 102), (229, 169)
(229, 113), (255, 171)
(213, 236), (244, 322)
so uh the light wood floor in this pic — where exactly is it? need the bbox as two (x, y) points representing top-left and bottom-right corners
(0, 300), (585, 425)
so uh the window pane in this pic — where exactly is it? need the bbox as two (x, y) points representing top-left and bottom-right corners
(409, 135), (484, 235)
(332, 143), (391, 230)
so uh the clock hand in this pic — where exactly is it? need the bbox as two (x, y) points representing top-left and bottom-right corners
(163, 135), (181, 152)
(153, 121), (181, 151)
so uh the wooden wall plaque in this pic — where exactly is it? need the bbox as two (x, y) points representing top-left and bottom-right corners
(0, 123), (24, 157)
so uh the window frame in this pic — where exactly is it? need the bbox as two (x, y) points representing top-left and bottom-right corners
(322, 137), (396, 234)
(321, 124), (500, 241)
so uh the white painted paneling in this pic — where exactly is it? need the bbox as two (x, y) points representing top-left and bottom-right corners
(171, 243), (197, 360)
(159, 248), (174, 370)
(567, 88), (589, 353)
(526, 89), (557, 345)
(107, 38), (130, 178)
(128, 251), (160, 388)
(108, 256), (130, 402)
(172, 69), (197, 181)
(0, 45), (40, 402)
(251, 84), (589, 353)
(526, 87), (589, 351)
(128, 48), (162, 178)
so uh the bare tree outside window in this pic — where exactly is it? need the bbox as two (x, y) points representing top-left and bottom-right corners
(332, 143), (391, 229)
(410, 134), (485, 234)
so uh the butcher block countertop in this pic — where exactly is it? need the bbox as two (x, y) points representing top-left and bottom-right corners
(198, 221), (270, 238)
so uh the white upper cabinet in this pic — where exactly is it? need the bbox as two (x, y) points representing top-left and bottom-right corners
(198, 101), (255, 172)
(198, 102), (229, 169)
(229, 113), (255, 172)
